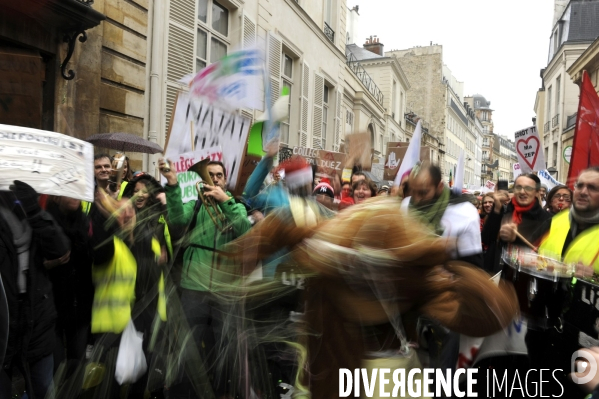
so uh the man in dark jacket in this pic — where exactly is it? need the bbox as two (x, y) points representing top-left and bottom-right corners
(0, 181), (70, 399)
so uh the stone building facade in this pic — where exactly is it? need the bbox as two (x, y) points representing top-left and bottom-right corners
(534, 0), (599, 181)
(0, 0), (152, 170)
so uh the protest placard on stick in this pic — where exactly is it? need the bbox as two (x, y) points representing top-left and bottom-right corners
(0, 124), (94, 201)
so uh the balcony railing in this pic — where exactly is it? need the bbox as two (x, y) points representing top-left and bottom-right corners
(544, 121), (550, 132)
(324, 22), (335, 43)
(567, 112), (577, 129)
(76, 0), (94, 4)
(552, 113), (560, 128)
(346, 51), (384, 105)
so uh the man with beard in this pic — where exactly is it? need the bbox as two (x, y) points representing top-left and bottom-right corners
(401, 162), (483, 267)
(400, 162), (483, 390)
(160, 159), (250, 399)
(530, 166), (599, 398)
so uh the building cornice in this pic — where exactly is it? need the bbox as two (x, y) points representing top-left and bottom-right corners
(544, 42), (592, 79)
(567, 36), (599, 84)
(359, 57), (411, 90)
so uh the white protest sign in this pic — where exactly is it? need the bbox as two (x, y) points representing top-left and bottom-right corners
(187, 49), (264, 112)
(513, 162), (522, 179)
(514, 126), (545, 173)
(537, 169), (563, 190)
(166, 93), (251, 191)
(162, 146), (222, 203)
(485, 180), (496, 190)
(0, 124), (94, 202)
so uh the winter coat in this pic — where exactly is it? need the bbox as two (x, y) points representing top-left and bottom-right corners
(0, 207), (70, 366)
(481, 199), (552, 274)
(165, 183), (251, 292)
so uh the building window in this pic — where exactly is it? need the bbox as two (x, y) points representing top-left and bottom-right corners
(281, 81), (291, 144)
(392, 81), (397, 120)
(322, 85), (329, 149)
(196, 0), (229, 72)
(555, 75), (561, 114)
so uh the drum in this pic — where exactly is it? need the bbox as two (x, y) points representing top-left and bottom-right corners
(501, 245), (574, 329)
(563, 277), (599, 339)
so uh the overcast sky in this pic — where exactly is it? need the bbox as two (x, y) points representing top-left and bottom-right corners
(358, 0), (555, 140)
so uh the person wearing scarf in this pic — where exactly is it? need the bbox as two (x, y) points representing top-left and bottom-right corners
(481, 173), (552, 275)
(401, 162), (484, 375)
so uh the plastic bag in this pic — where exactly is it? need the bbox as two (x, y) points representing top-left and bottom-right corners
(115, 319), (147, 385)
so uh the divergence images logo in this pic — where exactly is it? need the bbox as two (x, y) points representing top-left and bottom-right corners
(572, 350), (598, 385)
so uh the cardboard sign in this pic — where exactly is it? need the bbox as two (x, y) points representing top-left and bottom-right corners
(345, 132), (372, 169)
(278, 145), (346, 178)
(165, 93), (251, 191)
(485, 180), (496, 190)
(514, 126), (545, 173)
(384, 142), (431, 181)
(0, 124), (94, 202)
(161, 146), (223, 203)
(513, 162), (522, 179)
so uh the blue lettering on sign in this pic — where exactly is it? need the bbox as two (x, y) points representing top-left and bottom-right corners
(219, 81), (246, 99)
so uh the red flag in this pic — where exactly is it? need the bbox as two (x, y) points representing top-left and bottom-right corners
(568, 70), (599, 188)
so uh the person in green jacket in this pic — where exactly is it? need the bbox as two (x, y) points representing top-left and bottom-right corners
(159, 158), (250, 399)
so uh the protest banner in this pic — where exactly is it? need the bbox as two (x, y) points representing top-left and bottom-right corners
(384, 142), (431, 181)
(278, 145), (346, 179)
(514, 126), (545, 173)
(0, 124), (94, 201)
(370, 163), (385, 182)
(345, 132), (372, 170)
(484, 180), (496, 191)
(161, 146), (223, 203)
(513, 162), (522, 179)
(165, 93), (251, 191)
(538, 169), (563, 191)
(187, 49), (264, 112)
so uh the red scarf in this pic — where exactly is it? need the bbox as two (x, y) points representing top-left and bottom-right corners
(511, 196), (535, 225)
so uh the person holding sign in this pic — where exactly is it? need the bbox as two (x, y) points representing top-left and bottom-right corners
(159, 158), (250, 398)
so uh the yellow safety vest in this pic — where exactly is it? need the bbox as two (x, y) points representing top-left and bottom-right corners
(92, 236), (167, 334)
(538, 210), (599, 273)
(81, 201), (92, 215)
(117, 181), (128, 200)
(91, 237), (137, 334)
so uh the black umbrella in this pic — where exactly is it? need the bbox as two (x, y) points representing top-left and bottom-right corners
(86, 133), (163, 154)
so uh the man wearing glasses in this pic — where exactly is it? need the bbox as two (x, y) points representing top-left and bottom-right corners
(539, 166), (599, 275)
(160, 159), (251, 399)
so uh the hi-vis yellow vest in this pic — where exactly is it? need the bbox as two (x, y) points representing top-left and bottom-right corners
(538, 210), (599, 273)
(92, 237), (167, 334)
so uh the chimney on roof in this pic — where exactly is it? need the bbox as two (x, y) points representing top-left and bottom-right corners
(364, 35), (384, 56)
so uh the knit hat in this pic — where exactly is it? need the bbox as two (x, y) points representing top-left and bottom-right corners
(278, 155), (312, 189)
(313, 182), (334, 198)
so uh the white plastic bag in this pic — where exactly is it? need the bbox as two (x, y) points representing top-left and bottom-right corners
(115, 319), (147, 385)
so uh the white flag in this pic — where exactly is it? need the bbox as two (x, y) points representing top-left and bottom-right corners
(452, 149), (464, 196)
(514, 126), (546, 173)
(393, 120), (422, 187)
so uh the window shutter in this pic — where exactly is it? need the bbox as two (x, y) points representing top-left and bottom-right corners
(267, 32), (282, 108)
(164, 84), (181, 138)
(166, 24), (194, 82)
(333, 88), (343, 151)
(312, 72), (324, 149)
(299, 61), (310, 147)
(241, 13), (256, 49)
(169, 0), (195, 28)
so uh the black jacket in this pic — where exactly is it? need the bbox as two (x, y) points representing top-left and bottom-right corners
(481, 199), (552, 274)
(0, 206), (70, 366)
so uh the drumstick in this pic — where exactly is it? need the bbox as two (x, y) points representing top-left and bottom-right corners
(514, 229), (538, 252)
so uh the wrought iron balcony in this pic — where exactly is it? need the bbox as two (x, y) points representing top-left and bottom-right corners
(346, 51), (384, 105)
(75, 0), (94, 4)
(324, 22), (335, 43)
(552, 113), (560, 128)
(544, 121), (550, 133)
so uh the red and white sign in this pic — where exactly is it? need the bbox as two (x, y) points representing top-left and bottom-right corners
(513, 162), (522, 179)
(514, 126), (545, 173)
(485, 180), (496, 190)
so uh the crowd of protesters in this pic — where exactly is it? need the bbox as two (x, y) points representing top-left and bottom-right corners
(1, 145), (599, 399)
